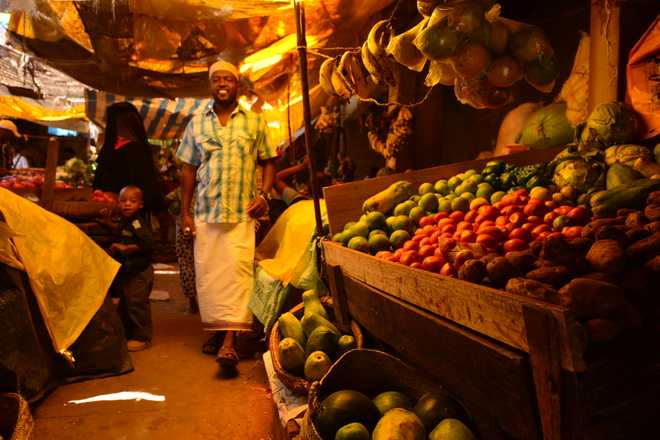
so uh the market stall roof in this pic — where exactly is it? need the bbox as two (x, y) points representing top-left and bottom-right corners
(4, 0), (393, 100)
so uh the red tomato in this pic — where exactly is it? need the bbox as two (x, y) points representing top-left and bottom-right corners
(419, 244), (437, 259)
(441, 224), (456, 234)
(422, 225), (435, 235)
(521, 222), (536, 233)
(536, 231), (550, 241)
(403, 240), (419, 251)
(553, 205), (572, 216)
(562, 226), (583, 240)
(429, 230), (442, 242)
(438, 217), (455, 226)
(503, 238), (527, 252)
(440, 232), (454, 238)
(531, 224), (551, 238)
(523, 202), (545, 217)
(567, 206), (589, 225)
(454, 250), (475, 268)
(500, 205), (522, 216)
(456, 221), (473, 232)
(419, 237), (435, 248)
(544, 200), (557, 210)
(419, 215), (436, 228)
(509, 227), (531, 242)
(478, 225), (502, 239)
(477, 219), (495, 230)
(492, 201), (503, 210)
(449, 211), (465, 222)
(509, 212), (524, 226)
(464, 210), (478, 223)
(546, 232), (563, 240)
(412, 234), (426, 244)
(438, 237), (457, 253)
(421, 255), (444, 272)
(459, 230), (477, 243)
(414, 228), (427, 236)
(476, 233), (497, 249)
(452, 231), (462, 241)
(400, 250), (419, 266)
(544, 212), (558, 224)
(386, 255), (400, 263)
(375, 251), (393, 259)
(433, 212), (449, 222)
(499, 194), (521, 207)
(93, 189), (103, 196)
(393, 248), (405, 258)
(513, 188), (529, 198)
(440, 262), (457, 277)
(410, 262), (423, 269)
(527, 215), (543, 224)
(495, 215), (509, 226)
(519, 196), (530, 205)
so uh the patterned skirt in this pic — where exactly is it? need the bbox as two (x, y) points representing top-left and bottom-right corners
(175, 223), (197, 299)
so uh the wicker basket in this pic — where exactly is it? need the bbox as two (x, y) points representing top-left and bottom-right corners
(0, 393), (34, 440)
(300, 349), (471, 440)
(269, 296), (364, 395)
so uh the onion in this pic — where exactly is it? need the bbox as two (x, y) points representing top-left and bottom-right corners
(510, 27), (554, 62)
(487, 21), (509, 54)
(453, 42), (492, 78)
(486, 56), (523, 88)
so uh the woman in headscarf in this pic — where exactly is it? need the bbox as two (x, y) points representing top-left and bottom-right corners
(93, 103), (161, 212)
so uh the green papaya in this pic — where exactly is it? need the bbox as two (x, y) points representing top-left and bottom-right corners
(373, 391), (413, 415)
(590, 178), (660, 217)
(279, 337), (305, 375)
(278, 313), (306, 347)
(336, 335), (357, 357)
(302, 289), (329, 319)
(362, 181), (414, 214)
(414, 393), (468, 431)
(315, 390), (381, 440)
(429, 419), (476, 440)
(335, 422), (370, 440)
(305, 326), (339, 358)
(301, 312), (340, 337)
(372, 408), (425, 440)
(606, 163), (642, 189)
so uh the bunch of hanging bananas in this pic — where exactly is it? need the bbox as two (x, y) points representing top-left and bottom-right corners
(314, 106), (339, 134)
(318, 19), (396, 100)
(366, 106), (413, 160)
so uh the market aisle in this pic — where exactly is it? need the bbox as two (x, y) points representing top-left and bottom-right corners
(32, 266), (277, 440)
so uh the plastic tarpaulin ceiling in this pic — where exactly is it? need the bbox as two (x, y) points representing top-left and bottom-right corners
(5, 0), (394, 103)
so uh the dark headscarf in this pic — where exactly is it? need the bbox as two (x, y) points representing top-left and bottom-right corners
(93, 102), (161, 211)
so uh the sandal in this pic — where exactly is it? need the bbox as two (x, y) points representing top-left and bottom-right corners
(202, 332), (222, 355)
(216, 346), (239, 368)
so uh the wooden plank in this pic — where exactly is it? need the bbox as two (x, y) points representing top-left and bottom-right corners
(524, 306), (562, 440)
(40, 137), (60, 210)
(324, 147), (563, 235)
(342, 275), (541, 439)
(325, 264), (351, 333)
(323, 240), (586, 372)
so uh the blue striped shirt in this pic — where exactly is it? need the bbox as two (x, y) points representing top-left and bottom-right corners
(176, 103), (277, 223)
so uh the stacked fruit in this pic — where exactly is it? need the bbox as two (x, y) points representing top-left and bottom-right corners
(315, 389), (475, 440)
(277, 290), (357, 382)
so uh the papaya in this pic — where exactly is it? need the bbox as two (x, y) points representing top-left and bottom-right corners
(373, 391), (413, 415)
(315, 390), (381, 440)
(304, 351), (332, 381)
(606, 163), (642, 189)
(362, 181), (414, 214)
(279, 338), (305, 375)
(336, 335), (357, 357)
(278, 313), (306, 347)
(334, 422), (370, 440)
(305, 326), (339, 358)
(301, 312), (340, 337)
(590, 178), (660, 217)
(372, 408), (425, 440)
(414, 393), (468, 431)
(302, 289), (329, 319)
(428, 418), (476, 440)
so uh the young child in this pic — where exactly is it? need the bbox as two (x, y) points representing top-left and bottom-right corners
(103, 185), (155, 352)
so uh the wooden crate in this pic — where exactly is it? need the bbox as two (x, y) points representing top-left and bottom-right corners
(320, 149), (660, 439)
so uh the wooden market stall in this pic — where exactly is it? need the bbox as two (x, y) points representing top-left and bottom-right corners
(320, 147), (660, 440)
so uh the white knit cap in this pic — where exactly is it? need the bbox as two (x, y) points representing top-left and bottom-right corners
(0, 119), (21, 138)
(208, 60), (239, 80)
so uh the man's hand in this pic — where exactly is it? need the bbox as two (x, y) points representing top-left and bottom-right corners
(182, 213), (196, 237)
(247, 195), (269, 219)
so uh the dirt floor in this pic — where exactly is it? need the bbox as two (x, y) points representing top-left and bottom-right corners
(32, 265), (278, 440)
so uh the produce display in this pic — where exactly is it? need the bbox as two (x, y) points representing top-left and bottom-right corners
(320, 0), (558, 109)
(314, 389), (474, 440)
(0, 170), (49, 191)
(277, 290), (357, 382)
(56, 157), (95, 188)
(330, 102), (660, 348)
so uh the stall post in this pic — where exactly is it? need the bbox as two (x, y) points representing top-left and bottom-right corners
(41, 136), (60, 210)
(294, 0), (324, 236)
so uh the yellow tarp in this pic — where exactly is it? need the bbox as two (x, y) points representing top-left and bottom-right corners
(256, 199), (326, 286)
(0, 189), (120, 355)
(0, 96), (86, 123)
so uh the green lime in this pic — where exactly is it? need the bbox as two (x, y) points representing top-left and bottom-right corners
(365, 211), (387, 231)
(463, 169), (478, 177)
(418, 182), (434, 195)
(438, 199), (453, 213)
(476, 182), (494, 199)
(348, 222), (369, 238)
(447, 176), (462, 191)
(385, 216), (398, 233)
(469, 197), (489, 211)
(409, 206), (426, 224)
(343, 221), (357, 231)
(369, 234), (391, 252)
(347, 236), (370, 253)
(460, 192), (475, 202)
(391, 215), (413, 232)
(530, 186), (551, 201)
(369, 229), (387, 239)
(466, 174), (482, 185)
(434, 179), (449, 195)
(390, 230), (411, 249)
(490, 191), (506, 203)
(461, 182), (478, 194)
(394, 200), (417, 216)
(451, 197), (470, 213)
(419, 193), (439, 213)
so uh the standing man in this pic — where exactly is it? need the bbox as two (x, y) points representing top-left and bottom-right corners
(176, 60), (277, 370)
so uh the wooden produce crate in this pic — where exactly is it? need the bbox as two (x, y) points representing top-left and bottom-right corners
(321, 149), (660, 440)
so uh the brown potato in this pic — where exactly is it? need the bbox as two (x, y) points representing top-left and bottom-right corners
(647, 190), (660, 206)
(617, 208), (638, 217)
(645, 221), (660, 234)
(559, 278), (626, 319)
(595, 225), (629, 246)
(525, 266), (572, 287)
(585, 319), (621, 343)
(581, 217), (626, 239)
(581, 272), (618, 285)
(506, 250), (536, 273)
(613, 302), (643, 330)
(627, 232), (660, 260)
(505, 278), (559, 303)
(586, 239), (625, 274)
(626, 227), (651, 243)
(570, 237), (594, 253)
(645, 255), (660, 273)
(625, 211), (646, 229)
(459, 259), (487, 283)
(541, 234), (580, 266)
(487, 257), (517, 287)
(644, 204), (660, 222)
